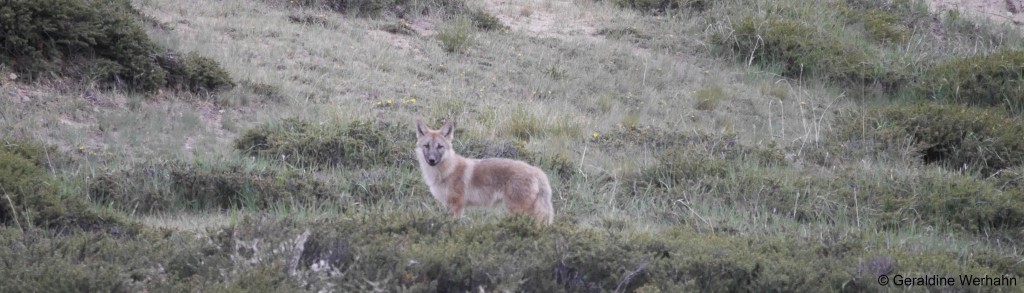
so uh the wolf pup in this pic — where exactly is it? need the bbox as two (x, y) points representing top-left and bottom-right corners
(415, 119), (554, 224)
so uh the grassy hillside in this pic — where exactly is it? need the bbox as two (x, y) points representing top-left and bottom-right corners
(1, 0), (1023, 291)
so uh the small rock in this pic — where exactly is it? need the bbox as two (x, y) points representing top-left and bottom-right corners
(7, 73), (16, 80)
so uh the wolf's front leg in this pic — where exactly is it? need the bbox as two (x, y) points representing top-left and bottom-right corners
(446, 187), (465, 218)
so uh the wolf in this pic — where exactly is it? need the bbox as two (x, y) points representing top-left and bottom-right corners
(414, 119), (554, 224)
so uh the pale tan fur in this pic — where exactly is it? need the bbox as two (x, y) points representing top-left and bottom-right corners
(415, 119), (554, 224)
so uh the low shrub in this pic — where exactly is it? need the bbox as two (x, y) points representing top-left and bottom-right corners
(437, 16), (475, 53)
(725, 17), (884, 86)
(836, 104), (1024, 175)
(0, 225), (231, 292)
(170, 164), (331, 211)
(469, 9), (505, 31)
(866, 172), (1024, 232)
(921, 50), (1024, 114)
(0, 144), (64, 227)
(269, 215), (1020, 291)
(859, 9), (909, 43)
(158, 52), (236, 93)
(1, 210), (1019, 291)
(841, 0), (929, 44)
(89, 161), (335, 213)
(0, 141), (131, 233)
(234, 118), (407, 169)
(607, 0), (711, 14)
(0, 0), (234, 93)
(277, 0), (470, 18)
(619, 125), (1023, 234)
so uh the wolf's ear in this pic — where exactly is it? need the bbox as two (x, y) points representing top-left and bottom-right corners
(415, 119), (429, 137)
(440, 119), (455, 140)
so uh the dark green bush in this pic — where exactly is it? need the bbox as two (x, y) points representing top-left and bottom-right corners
(922, 50), (1024, 113)
(171, 164), (331, 211)
(726, 17), (885, 86)
(764, 166), (1024, 233)
(859, 9), (909, 43)
(0, 142), (130, 233)
(838, 104), (1024, 175)
(0, 0), (234, 93)
(841, 0), (928, 44)
(235, 118), (406, 169)
(158, 52), (236, 93)
(89, 161), (334, 213)
(0, 145), (64, 227)
(608, 0), (711, 14)
(278, 0), (470, 18)
(469, 9), (505, 31)
(869, 172), (1024, 232)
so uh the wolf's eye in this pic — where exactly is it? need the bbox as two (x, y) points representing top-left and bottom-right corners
(423, 144), (430, 149)
(438, 145), (444, 149)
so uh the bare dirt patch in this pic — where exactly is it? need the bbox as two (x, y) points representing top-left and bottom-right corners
(482, 0), (603, 41)
(928, 0), (1024, 25)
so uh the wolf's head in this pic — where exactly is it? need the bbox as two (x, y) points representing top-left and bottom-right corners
(415, 119), (455, 167)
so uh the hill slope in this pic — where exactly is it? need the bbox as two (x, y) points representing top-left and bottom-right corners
(1, 0), (1023, 291)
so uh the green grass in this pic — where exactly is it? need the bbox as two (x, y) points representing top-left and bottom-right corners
(436, 15), (475, 53)
(1, 0), (1023, 290)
